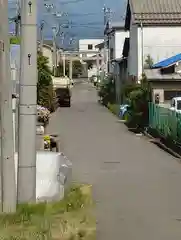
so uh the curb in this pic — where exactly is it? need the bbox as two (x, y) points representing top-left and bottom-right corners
(144, 130), (181, 161)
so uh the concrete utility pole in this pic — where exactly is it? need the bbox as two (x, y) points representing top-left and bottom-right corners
(15, 0), (21, 36)
(63, 53), (66, 76)
(52, 27), (57, 76)
(0, 0), (16, 213)
(140, 13), (144, 77)
(69, 58), (72, 80)
(103, 6), (111, 75)
(18, 0), (37, 203)
(96, 52), (100, 76)
(39, 21), (44, 53)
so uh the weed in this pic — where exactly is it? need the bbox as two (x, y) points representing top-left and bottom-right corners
(0, 184), (95, 240)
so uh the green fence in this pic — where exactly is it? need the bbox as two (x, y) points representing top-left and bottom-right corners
(149, 102), (181, 143)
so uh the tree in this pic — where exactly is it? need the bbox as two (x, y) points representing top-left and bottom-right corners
(98, 74), (116, 106)
(72, 60), (82, 77)
(37, 52), (56, 112)
(125, 74), (151, 130)
(144, 54), (154, 69)
(10, 36), (20, 45)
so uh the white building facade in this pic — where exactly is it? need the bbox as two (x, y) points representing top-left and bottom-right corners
(125, 0), (181, 80)
(105, 23), (129, 73)
(79, 39), (103, 58)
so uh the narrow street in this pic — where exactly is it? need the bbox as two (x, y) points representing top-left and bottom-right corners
(47, 80), (181, 240)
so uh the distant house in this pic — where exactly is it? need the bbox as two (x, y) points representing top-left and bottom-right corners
(79, 39), (103, 58)
(145, 54), (181, 103)
(78, 39), (103, 78)
(104, 22), (129, 74)
(125, 0), (181, 80)
(95, 41), (104, 70)
(37, 40), (61, 72)
(103, 22), (129, 103)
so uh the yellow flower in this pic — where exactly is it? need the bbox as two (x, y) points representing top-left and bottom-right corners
(44, 135), (51, 144)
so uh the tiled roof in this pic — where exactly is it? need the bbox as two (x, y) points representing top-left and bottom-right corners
(129, 0), (181, 24)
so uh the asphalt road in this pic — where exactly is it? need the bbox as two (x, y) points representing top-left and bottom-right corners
(47, 80), (181, 240)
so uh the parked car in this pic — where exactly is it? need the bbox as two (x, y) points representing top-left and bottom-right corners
(170, 97), (181, 113)
(56, 87), (71, 107)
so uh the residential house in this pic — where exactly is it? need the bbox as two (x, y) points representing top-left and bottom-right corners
(79, 39), (103, 58)
(144, 54), (181, 103)
(125, 0), (181, 81)
(104, 22), (129, 73)
(38, 40), (61, 72)
(95, 41), (104, 69)
(104, 22), (129, 102)
(78, 39), (103, 78)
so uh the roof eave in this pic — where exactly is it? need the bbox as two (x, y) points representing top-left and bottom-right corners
(135, 20), (181, 26)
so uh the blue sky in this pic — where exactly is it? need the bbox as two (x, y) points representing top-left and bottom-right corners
(8, 0), (126, 47)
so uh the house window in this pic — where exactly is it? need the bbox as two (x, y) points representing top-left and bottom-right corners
(164, 90), (181, 101)
(88, 44), (93, 50)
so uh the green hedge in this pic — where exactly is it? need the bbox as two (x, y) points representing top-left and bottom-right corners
(107, 103), (120, 116)
(10, 37), (20, 45)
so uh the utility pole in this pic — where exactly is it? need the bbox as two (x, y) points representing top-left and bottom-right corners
(69, 58), (72, 80)
(96, 52), (100, 77)
(39, 21), (44, 53)
(141, 13), (144, 79)
(103, 5), (111, 75)
(0, 0), (16, 213)
(15, 0), (21, 36)
(52, 27), (57, 76)
(18, 0), (37, 203)
(63, 53), (66, 76)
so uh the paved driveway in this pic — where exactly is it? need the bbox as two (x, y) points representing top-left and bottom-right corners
(47, 81), (181, 240)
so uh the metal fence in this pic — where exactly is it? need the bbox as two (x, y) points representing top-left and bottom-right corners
(149, 102), (181, 143)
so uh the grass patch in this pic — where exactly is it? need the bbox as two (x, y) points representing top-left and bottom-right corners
(0, 184), (95, 240)
(107, 103), (120, 116)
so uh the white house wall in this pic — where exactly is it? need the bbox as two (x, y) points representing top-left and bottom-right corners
(108, 33), (115, 73)
(115, 31), (129, 59)
(79, 39), (103, 58)
(129, 26), (181, 79)
(128, 23), (138, 77)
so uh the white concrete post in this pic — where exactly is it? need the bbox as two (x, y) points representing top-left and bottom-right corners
(0, 0), (16, 213)
(18, 0), (37, 203)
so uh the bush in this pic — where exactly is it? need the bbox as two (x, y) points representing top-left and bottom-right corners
(10, 37), (20, 45)
(123, 75), (151, 130)
(98, 74), (116, 106)
(37, 52), (56, 112)
(107, 103), (120, 116)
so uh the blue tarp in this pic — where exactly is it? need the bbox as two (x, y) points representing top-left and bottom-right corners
(152, 53), (181, 69)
